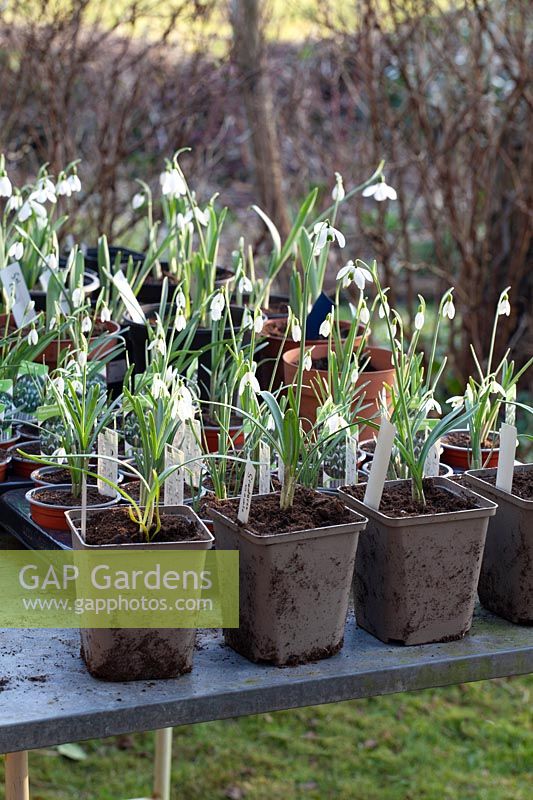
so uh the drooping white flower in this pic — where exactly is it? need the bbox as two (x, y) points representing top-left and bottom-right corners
(77, 351), (87, 369)
(303, 350), (313, 372)
(164, 366), (176, 384)
(239, 370), (261, 396)
(210, 292), (225, 322)
(350, 364), (359, 385)
(238, 276), (253, 294)
(447, 395), (464, 410)
(132, 192), (145, 210)
(175, 384), (195, 421)
(48, 315), (57, 330)
(52, 447), (67, 465)
(32, 177), (56, 205)
(312, 222), (346, 254)
(81, 316), (92, 334)
(147, 336), (167, 357)
(175, 289), (186, 309)
(67, 174), (82, 193)
(176, 210), (193, 231)
(174, 311), (186, 332)
(27, 327), (38, 346)
(332, 172), (345, 201)
(45, 253), (58, 271)
(319, 316), (331, 338)
(490, 381), (505, 395)
(378, 298), (390, 319)
(56, 178), (72, 197)
(359, 302), (370, 325)
(362, 179), (397, 202)
(5, 193), (22, 213)
(8, 242), (24, 260)
(414, 310), (425, 331)
(336, 260), (372, 291)
(253, 312), (264, 334)
(326, 411), (347, 435)
(152, 375), (168, 400)
(242, 308), (253, 330)
(497, 294), (511, 317)
(100, 305), (111, 323)
(193, 207), (209, 226)
(71, 287), (84, 308)
(19, 198), (47, 222)
(442, 297), (456, 320)
(53, 376), (65, 396)
(0, 174), (12, 197)
(291, 318), (302, 343)
(424, 396), (442, 416)
(160, 168), (186, 199)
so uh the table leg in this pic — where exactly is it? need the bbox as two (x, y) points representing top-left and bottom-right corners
(152, 728), (172, 800)
(5, 751), (30, 800)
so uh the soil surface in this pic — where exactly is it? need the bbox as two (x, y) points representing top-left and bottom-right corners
(343, 480), (481, 517)
(34, 467), (82, 485)
(12, 440), (41, 457)
(32, 487), (112, 507)
(84, 506), (207, 545)
(209, 485), (353, 535)
(262, 298), (290, 316)
(443, 431), (498, 449)
(484, 471), (533, 500)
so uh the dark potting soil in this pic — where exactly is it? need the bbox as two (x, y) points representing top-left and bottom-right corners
(211, 485), (353, 535)
(344, 480), (481, 517)
(13, 440), (41, 457)
(360, 439), (377, 454)
(32, 487), (111, 507)
(262, 299), (290, 316)
(484, 471), (533, 500)
(443, 431), (498, 449)
(84, 506), (207, 545)
(312, 352), (379, 373)
(35, 468), (81, 485)
(16, 423), (39, 439)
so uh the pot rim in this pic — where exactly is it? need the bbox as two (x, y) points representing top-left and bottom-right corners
(208, 490), (367, 545)
(30, 465), (126, 486)
(441, 428), (500, 453)
(0, 453), (12, 467)
(29, 268), (100, 297)
(263, 316), (355, 342)
(282, 343), (394, 376)
(66, 503), (214, 549)
(26, 483), (121, 510)
(338, 477), (497, 527)
(465, 464), (532, 509)
(360, 460), (454, 478)
(8, 439), (41, 461)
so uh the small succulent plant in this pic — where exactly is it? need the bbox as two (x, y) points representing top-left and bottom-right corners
(39, 416), (66, 455)
(13, 374), (45, 414)
(123, 412), (142, 450)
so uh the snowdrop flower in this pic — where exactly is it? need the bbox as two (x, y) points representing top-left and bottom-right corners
(378, 297), (390, 319)
(490, 381), (505, 395)
(72, 287), (84, 308)
(497, 294), (511, 317)
(68, 174), (81, 193)
(242, 308), (253, 330)
(8, 241), (23, 260)
(53, 376), (65, 396)
(81, 316), (92, 334)
(6, 193), (22, 213)
(174, 311), (186, 332)
(48, 315), (57, 331)
(193, 207), (209, 226)
(132, 192), (145, 210)
(319, 315), (332, 338)
(52, 447), (67, 465)
(0, 173), (12, 197)
(160, 168), (186, 199)
(332, 172), (345, 201)
(210, 292), (225, 322)
(32, 177), (56, 205)
(359, 302), (370, 325)
(362, 179), (397, 202)
(45, 253), (58, 271)
(303, 350), (313, 372)
(326, 412), (347, 435)
(291, 317), (302, 343)
(56, 177), (72, 197)
(336, 260), (372, 291)
(176, 210), (193, 231)
(147, 336), (167, 357)
(19, 198), (47, 222)
(447, 395), (464, 410)
(78, 350), (88, 368)
(238, 276), (253, 294)
(350, 364), (359, 385)
(239, 369), (261, 396)
(152, 375), (168, 400)
(175, 289), (186, 309)
(414, 310), (425, 330)
(175, 384), (195, 421)
(253, 311), (264, 334)
(442, 296), (455, 320)
(424, 396), (442, 416)
(312, 222), (346, 254)
(27, 327), (38, 346)
(164, 366), (176, 384)
(100, 305), (111, 323)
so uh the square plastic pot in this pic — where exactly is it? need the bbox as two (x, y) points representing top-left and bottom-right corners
(66, 505), (214, 681)
(338, 477), (497, 645)
(465, 465), (532, 624)
(209, 493), (367, 666)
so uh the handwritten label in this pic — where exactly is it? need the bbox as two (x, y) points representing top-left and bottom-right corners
(423, 439), (441, 478)
(111, 271), (146, 324)
(0, 263), (37, 327)
(175, 419), (203, 488)
(495, 423), (517, 494)
(97, 428), (119, 497)
(345, 432), (359, 485)
(364, 419), (396, 510)
(238, 459), (256, 524)
(505, 385), (516, 427)
(258, 441), (271, 495)
(164, 445), (184, 505)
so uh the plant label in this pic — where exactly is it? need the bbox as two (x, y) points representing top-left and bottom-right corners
(164, 444), (184, 506)
(258, 441), (271, 494)
(0, 262), (37, 327)
(505, 385), (516, 426)
(175, 419), (203, 488)
(345, 432), (359, 485)
(364, 419), (396, 510)
(423, 439), (441, 477)
(496, 423), (517, 494)
(111, 271), (146, 324)
(278, 459), (285, 487)
(238, 459), (256, 524)
(97, 428), (119, 497)
(81, 474), (87, 542)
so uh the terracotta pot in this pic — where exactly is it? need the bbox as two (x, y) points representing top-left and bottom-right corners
(30, 465), (125, 489)
(0, 431), (21, 452)
(361, 459), (454, 479)
(258, 317), (360, 391)
(66, 504), (214, 681)
(441, 428), (499, 471)
(338, 477), (497, 645)
(209, 492), (367, 666)
(282, 345), (395, 433)
(8, 439), (42, 478)
(26, 484), (120, 531)
(465, 465), (533, 624)
(202, 424), (245, 454)
(35, 320), (121, 371)
(0, 454), (11, 482)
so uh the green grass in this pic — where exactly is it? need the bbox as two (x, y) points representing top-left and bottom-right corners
(1, 676), (531, 799)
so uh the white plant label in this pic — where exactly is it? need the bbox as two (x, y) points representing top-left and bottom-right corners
(278, 459), (285, 488)
(177, 419), (203, 488)
(81, 474), (87, 542)
(238, 459), (256, 524)
(0, 263), (37, 327)
(364, 419), (396, 510)
(111, 270), (146, 324)
(97, 428), (119, 497)
(495, 423), (517, 494)
(164, 444), (184, 506)
(345, 432), (359, 486)
(258, 441), (271, 495)
(423, 439), (441, 478)
(505, 385), (516, 427)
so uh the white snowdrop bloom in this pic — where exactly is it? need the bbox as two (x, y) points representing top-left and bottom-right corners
(414, 310), (425, 330)
(45, 253), (58, 271)
(72, 378), (84, 393)
(497, 295), (511, 317)
(490, 381), (505, 395)
(359, 302), (370, 325)
(19, 198), (47, 222)
(174, 311), (186, 332)
(27, 327), (38, 346)
(362, 180), (397, 202)
(332, 172), (345, 201)
(164, 366), (176, 384)
(175, 289), (186, 309)
(303, 350), (313, 372)
(8, 241), (24, 260)
(175, 385), (195, 421)
(56, 178), (72, 197)
(442, 297), (455, 320)
(71, 287), (84, 308)
(210, 292), (225, 322)
(336, 260), (372, 291)
(152, 375), (167, 400)
(350, 365), (359, 385)
(81, 316), (92, 334)
(447, 394), (464, 410)
(312, 222), (346, 254)
(148, 336), (167, 357)
(160, 169), (186, 199)
(32, 178), (56, 204)
(52, 447), (67, 465)
(291, 318), (302, 343)
(176, 210), (193, 231)
(68, 174), (82, 193)
(77, 351), (87, 368)
(378, 298), (390, 319)
(238, 276), (253, 294)
(48, 315), (57, 331)
(100, 305), (111, 323)
(326, 412), (347, 435)
(239, 370), (261, 396)
(132, 192), (145, 210)
(253, 312), (264, 334)
(266, 414), (275, 431)
(319, 317), (331, 338)
(6, 193), (22, 212)
(424, 396), (442, 416)
(242, 308), (253, 330)
(53, 376), (65, 396)
(193, 207), (209, 226)
(0, 174), (12, 197)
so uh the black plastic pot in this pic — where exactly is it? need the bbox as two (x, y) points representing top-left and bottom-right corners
(83, 245), (145, 272)
(30, 269), (100, 312)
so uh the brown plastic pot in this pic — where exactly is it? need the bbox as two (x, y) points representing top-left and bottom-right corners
(26, 484), (120, 531)
(0, 454), (11, 481)
(8, 439), (42, 478)
(30, 465), (125, 488)
(0, 431), (21, 452)
(338, 477), (497, 645)
(360, 460), (454, 478)
(465, 465), (532, 624)
(202, 423), (244, 454)
(35, 320), (121, 371)
(66, 505), (214, 681)
(209, 492), (367, 666)
(441, 428), (499, 471)
(282, 345), (394, 432)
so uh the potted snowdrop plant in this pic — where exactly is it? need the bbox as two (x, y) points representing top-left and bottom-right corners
(208, 222), (369, 667)
(339, 264), (498, 645)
